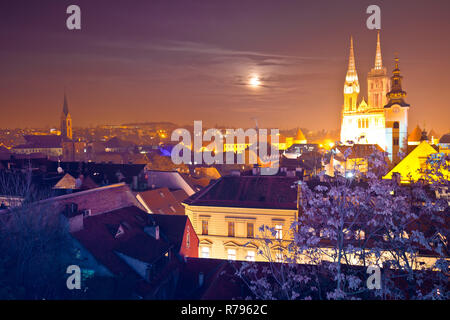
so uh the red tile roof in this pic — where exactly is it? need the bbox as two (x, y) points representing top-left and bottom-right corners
(137, 187), (185, 214)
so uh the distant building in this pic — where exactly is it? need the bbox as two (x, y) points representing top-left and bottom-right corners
(408, 125), (423, 146)
(11, 94), (85, 161)
(438, 133), (450, 150)
(12, 135), (63, 157)
(326, 144), (385, 177)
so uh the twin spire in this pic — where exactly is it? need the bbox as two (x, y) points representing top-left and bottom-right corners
(374, 31), (383, 70)
(348, 36), (356, 72)
(347, 31), (384, 75)
(345, 36), (359, 85)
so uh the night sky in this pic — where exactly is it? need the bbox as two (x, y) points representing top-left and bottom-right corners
(0, 0), (449, 133)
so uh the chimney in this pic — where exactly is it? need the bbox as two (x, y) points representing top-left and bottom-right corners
(144, 225), (160, 240)
(252, 166), (261, 176)
(68, 213), (84, 233)
(231, 170), (241, 176)
(132, 176), (138, 190)
(198, 272), (204, 287)
(392, 172), (401, 185)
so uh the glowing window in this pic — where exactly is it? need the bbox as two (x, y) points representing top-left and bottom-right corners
(201, 246), (210, 258)
(275, 252), (283, 263)
(227, 249), (236, 260)
(275, 225), (283, 240)
(246, 250), (255, 262)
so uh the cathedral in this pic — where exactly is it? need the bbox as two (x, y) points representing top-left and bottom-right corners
(340, 31), (410, 161)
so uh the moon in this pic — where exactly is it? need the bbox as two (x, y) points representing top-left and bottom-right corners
(249, 75), (261, 87)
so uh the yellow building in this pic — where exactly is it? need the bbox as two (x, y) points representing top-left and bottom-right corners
(182, 176), (299, 261)
(327, 144), (384, 177)
(384, 141), (449, 183)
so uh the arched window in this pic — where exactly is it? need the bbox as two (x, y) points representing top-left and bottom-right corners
(393, 122), (399, 129)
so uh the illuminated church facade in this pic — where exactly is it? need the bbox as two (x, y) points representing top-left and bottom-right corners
(340, 32), (410, 161)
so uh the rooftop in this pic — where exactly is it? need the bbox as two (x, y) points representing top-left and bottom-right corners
(184, 175), (299, 210)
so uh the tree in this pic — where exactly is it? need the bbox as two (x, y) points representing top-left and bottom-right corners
(235, 150), (449, 300)
(0, 170), (77, 299)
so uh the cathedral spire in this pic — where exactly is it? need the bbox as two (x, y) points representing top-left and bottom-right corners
(348, 36), (356, 72)
(343, 36), (360, 113)
(374, 30), (383, 70)
(345, 36), (359, 84)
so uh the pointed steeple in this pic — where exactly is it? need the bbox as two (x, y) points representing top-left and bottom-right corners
(63, 93), (69, 116)
(347, 36), (356, 72)
(374, 30), (383, 70)
(345, 36), (359, 85)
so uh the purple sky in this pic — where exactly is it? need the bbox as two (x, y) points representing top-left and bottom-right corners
(0, 0), (449, 133)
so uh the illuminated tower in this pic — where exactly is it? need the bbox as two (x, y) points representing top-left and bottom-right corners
(340, 37), (361, 144)
(61, 93), (73, 141)
(343, 36), (360, 112)
(367, 31), (390, 109)
(384, 57), (410, 162)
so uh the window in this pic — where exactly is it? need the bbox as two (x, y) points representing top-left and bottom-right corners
(227, 249), (236, 261)
(275, 252), (283, 263)
(393, 138), (399, 146)
(201, 247), (210, 258)
(275, 225), (283, 240)
(228, 222), (235, 237)
(393, 122), (400, 129)
(186, 226), (190, 248)
(246, 250), (255, 262)
(247, 223), (254, 238)
(202, 220), (208, 235)
(356, 230), (365, 240)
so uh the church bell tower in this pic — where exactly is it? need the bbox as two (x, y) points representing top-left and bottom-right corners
(61, 93), (73, 141)
(384, 57), (410, 162)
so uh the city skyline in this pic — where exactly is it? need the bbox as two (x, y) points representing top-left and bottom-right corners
(0, 1), (449, 133)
